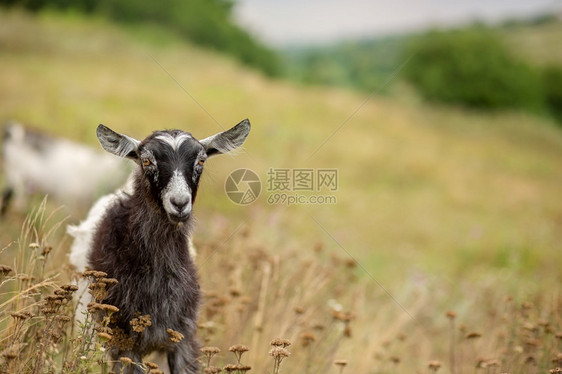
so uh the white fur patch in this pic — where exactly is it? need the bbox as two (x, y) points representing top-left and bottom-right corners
(161, 170), (192, 216)
(155, 133), (192, 151)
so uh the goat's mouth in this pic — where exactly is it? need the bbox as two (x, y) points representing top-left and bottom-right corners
(167, 212), (191, 224)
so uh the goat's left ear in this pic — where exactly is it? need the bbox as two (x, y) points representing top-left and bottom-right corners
(96, 124), (140, 160)
(200, 119), (251, 157)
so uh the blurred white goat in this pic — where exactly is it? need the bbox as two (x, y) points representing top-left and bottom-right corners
(1, 121), (131, 215)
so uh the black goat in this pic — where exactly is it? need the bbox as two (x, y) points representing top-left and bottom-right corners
(69, 119), (250, 373)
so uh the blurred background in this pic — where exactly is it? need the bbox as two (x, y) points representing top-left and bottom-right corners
(0, 0), (561, 371)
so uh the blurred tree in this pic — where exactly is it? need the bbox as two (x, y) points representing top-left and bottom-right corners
(543, 65), (562, 124)
(0, 0), (280, 76)
(285, 37), (406, 93)
(404, 29), (544, 112)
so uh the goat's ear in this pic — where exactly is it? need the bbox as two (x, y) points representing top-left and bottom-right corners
(96, 124), (140, 160)
(200, 119), (251, 157)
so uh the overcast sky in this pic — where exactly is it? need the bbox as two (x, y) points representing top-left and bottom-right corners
(234, 0), (560, 46)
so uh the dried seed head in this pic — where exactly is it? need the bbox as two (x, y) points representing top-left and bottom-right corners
(428, 360), (442, 370)
(110, 327), (134, 351)
(270, 338), (291, 347)
(446, 311), (457, 319)
(1, 348), (18, 360)
(56, 315), (71, 323)
(233, 365), (251, 372)
(10, 311), (34, 321)
(97, 332), (112, 341)
(144, 361), (159, 369)
(314, 242), (323, 253)
(269, 347), (290, 358)
(465, 331), (482, 340)
(201, 346), (221, 355)
(102, 304), (118, 313)
(40, 307), (57, 315)
(334, 360), (348, 367)
(332, 311), (354, 322)
(100, 277), (119, 286)
(229, 344), (249, 353)
(343, 258), (356, 268)
(87, 302), (119, 314)
(166, 328), (184, 343)
(41, 245), (52, 256)
(223, 364), (237, 373)
(44, 295), (66, 304)
(29, 243), (39, 249)
(120, 357), (133, 365)
(313, 322), (325, 331)
(204, 367), (223, 374)
(19, 274), (35, 282)
(130, 314), (152, 333)
(294, 306), (304, 314)
(300, 332), (316, 347)
(0, 265), (13, 276)
(390, 356), (400, 364)
(83, 270), (108, 279)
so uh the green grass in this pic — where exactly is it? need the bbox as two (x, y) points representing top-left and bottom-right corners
(1, 9), (561, 294)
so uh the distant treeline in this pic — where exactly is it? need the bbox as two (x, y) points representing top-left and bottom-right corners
(405, 28), (562, 122)
(0, 0), (281, 77)
(286, 15), (562, 124)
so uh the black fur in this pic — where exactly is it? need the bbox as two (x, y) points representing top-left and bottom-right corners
(89, 130), (205, 374)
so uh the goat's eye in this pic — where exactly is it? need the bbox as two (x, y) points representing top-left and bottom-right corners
(142, 159), (151, 167)
(198, 159), (205, 166)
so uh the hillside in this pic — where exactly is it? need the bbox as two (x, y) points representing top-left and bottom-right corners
(0, 10), (561, 372)
(501, 18), (562, 66)
(285, 17), (562, 98)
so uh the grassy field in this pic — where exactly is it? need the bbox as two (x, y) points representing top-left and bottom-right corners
(0, 10), (561, 373)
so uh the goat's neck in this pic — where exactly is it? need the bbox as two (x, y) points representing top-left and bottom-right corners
(127, 187), (193, 264)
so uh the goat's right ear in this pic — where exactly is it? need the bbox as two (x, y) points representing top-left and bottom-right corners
(200, 118), (251, 157)
(96, 124), (140, 160)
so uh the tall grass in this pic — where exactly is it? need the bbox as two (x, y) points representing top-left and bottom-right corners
(1, 202), (560, 372)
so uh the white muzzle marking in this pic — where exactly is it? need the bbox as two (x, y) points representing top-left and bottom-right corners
(162, 170), (192, 220)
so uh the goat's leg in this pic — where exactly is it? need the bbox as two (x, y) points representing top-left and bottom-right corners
(167, 338), (200, 374)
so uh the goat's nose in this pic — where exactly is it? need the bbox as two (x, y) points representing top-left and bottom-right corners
(170, 197), (190, 213)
